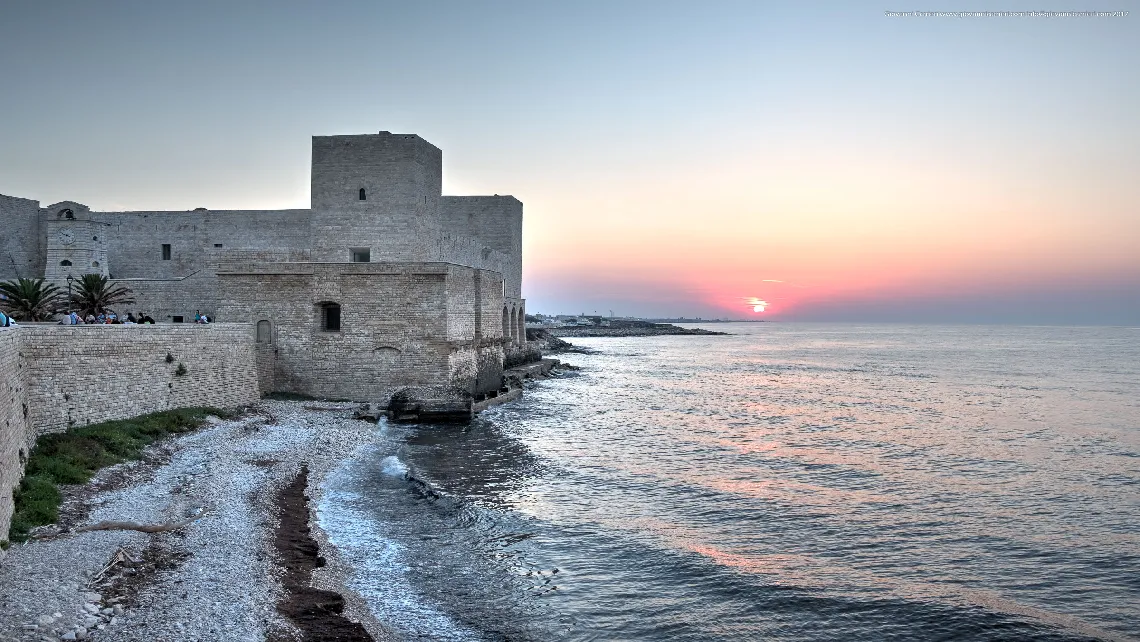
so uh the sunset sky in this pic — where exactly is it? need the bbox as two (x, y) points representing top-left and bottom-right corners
(1, 1), (1137, 323)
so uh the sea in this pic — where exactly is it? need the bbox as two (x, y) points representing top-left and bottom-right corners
(316, 323), (1140, 641)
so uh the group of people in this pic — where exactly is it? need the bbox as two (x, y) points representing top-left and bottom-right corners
(59, 311), (157, 325)
(2, 310), (213, 327)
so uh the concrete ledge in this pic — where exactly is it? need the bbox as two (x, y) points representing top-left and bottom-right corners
(473, 387), (521, 413)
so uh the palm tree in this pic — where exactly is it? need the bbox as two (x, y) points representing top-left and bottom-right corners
(0, 277), (63, 321)
(72, 274), (135, 317)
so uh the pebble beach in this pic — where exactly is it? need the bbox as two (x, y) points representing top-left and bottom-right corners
(0, 401), (392, 642)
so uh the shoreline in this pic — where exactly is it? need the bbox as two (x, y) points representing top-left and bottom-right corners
(0, 401), (396, 642)
(537, 321), (728, 339)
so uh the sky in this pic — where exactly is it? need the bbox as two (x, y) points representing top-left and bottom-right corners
(1, 1), (1137, 323)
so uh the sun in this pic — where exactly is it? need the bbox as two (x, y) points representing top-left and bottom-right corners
(743, 297), (769, 313)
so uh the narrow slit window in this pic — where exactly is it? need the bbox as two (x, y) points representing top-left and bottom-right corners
(256, 320), (272, 343)
(162, 244), (172, 260)
(321, 303), (341, 332)
(359, 188), (367, 201)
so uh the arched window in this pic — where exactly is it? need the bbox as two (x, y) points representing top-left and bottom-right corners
(319, 303), (341, 332)
(256, 320), (272, 343)
(517, 308), (525, 344)
(502, 307), (510, 342)
(60, 208), (74, 219)
(359, 188), (367, 201)
(60, 260), (72, 266)
(91, 261), (100, 267)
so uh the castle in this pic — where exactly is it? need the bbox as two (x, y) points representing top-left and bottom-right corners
(0, 132), (526, 417)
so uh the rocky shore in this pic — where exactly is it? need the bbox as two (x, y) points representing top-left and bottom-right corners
(0, 401), (395, 642)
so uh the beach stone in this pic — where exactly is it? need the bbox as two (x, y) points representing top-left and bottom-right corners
(112, 604), (124, 615)
(35, 615), (54, 626)
(82, 592), (100, 602)
(82, 603), (99, 614)
(61, 632), (76, 641)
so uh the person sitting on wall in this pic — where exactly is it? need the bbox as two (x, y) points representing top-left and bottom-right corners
(0, 310), (13, 328)
(140, 313), (155, 324)
(85, 314), (96, 323)
(71, 311), (81, 325)
(127, 312), (138, 323)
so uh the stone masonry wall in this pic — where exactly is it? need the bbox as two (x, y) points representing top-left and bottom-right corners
(18, 324), (261, 435)
(310, 133), (443, 263)
(441, 195), (523, 299)
(216, 261), (506, 402)
(217, 262), (452, 401)
(0, 324), (261, 544)
(0, 194), (44, 280)
(0, 331), (31, 546)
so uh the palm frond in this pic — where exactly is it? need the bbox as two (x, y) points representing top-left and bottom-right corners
(0, 278), (63, 321)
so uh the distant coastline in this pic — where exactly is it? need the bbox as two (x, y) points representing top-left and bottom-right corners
(533, 320), (729, 340)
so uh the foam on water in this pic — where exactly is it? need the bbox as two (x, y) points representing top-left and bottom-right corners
(318, 456), (480, 641)
(379, 455), (408, 478)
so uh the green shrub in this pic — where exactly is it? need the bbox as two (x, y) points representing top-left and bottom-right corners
(7, 407), (227, 542)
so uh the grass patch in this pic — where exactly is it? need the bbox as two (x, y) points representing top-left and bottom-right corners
(8, 407), (229, 543)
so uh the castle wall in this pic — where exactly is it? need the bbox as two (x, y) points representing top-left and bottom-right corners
(0, 331), (31, 546)
(0, 195), (44, 280)
(111, 249), (313, 323)
(216, 261), (506, 402)
(0, 324), (261, 543)
(444, 266), (505, 395)
(18, 324), (261, 435)
(97, 209), (312, 280)
(441, 196), (523, 299)
(311, 133), (443, 262)
(438, 234), (521, 303)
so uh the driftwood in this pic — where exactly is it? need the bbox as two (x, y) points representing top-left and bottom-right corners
(74, 507), (207, 534)
(91, 546), (141, 582)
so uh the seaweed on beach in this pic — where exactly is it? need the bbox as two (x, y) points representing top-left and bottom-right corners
(8, 407), (229, 543)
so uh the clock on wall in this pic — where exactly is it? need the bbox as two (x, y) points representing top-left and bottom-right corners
(57, 229), (75, 245)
